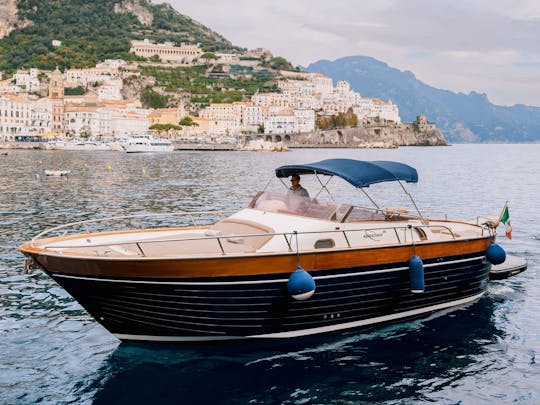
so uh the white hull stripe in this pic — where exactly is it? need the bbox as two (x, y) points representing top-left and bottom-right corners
(113, 291), (486, 342)
(52, 255), (484, 286)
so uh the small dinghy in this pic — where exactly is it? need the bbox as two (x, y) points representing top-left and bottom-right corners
(490, 255), (527, 280)
(45, 169), (70, 177)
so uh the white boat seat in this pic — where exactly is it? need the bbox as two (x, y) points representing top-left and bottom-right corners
(211, 219), (274, 250)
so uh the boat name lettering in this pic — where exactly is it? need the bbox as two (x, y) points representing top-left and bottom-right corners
(363, 230), (385, 240)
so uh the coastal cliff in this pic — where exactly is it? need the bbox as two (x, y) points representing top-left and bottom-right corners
(282, 116), (448, 148)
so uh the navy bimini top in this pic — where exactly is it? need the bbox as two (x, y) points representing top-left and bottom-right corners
(275, 159), (418, 188)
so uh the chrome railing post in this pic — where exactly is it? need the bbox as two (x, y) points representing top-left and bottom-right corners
(135, 243), (145, 257)
(342, 231), (351, 248)
(216, 237), (225, 255)
(284, 233), (293, 252)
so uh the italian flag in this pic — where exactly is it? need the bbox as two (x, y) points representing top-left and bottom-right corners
(500, 205), (512, 239)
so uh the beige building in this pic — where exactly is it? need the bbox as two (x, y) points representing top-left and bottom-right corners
(130, 39), (202, 64)
(176, 116), (209, 139)
(148, 107), (186, 127)
(49, 68), (64, 135)
(199, 102), (268, 134)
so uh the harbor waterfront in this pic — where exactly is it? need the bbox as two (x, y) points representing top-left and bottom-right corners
(1, 145), (539, 403)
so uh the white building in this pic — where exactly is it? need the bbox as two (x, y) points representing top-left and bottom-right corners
(310, 73), (334, 96)
(130, 39), (202, 64)
(13, 69), (41, 92)
(0, 83), (23, 94)
(334, 80), (362, 105)
(0, 95), (33, 140)
(97, 79), (123, 101)
(251, 92), (292, 108)
(111, 111), (150, 137)
(251, 93), (274, 107)
(64, 104), (102, 137)
(294, 109), (315, 133)
(264, 111), (296, 134)
(98, 108), (113, 137)
(215, 53), (238, 64)
(64, 68), (111, 87)
(30, 98), (53, 135)
(370, 99), (400, 123)
(96, 59), (126, 70)
(241, 103), (264, 127)
(355, 98), (401, 123)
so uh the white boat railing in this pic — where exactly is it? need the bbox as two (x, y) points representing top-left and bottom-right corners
(33, 221), (490, 257)
(31, 210), (238, 242)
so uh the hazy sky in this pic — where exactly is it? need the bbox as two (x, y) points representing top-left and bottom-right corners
(158, 0), (540, 106)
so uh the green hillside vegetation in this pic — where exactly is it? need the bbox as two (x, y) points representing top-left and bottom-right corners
(147, 4), (236, 52)
(141, 87), (169, 109)
(0, 0), (237, 71)
(140, 65), (278, 107)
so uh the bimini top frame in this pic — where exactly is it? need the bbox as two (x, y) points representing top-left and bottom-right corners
(274, 159), (425, 223)
(275, 159), (418, 187)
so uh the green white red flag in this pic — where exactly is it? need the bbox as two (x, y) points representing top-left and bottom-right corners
(500, 205), (512, 239)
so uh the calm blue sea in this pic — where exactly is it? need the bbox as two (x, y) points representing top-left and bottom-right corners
(0, 145), (539, 404)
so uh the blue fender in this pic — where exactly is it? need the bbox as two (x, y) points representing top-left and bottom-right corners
(288, 267), (316, 300)
(409, 255), (425, 293)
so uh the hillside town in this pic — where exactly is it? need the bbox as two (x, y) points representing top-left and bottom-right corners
(0, 39), (402, 147)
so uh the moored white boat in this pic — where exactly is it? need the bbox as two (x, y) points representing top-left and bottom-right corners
(44, 169), (70, 176)
(19, 159), (522, 343)
(51, 139), (111, 151)
(123, 134), (174, 153)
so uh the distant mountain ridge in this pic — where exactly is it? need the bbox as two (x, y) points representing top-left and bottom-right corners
(305, 56), (540, 143)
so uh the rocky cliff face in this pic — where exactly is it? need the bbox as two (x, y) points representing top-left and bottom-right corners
(121, 74), (156, 100)
(288, 122), (448, 148)
(114, 0), (153, 25)
(0, 0), (30, 38)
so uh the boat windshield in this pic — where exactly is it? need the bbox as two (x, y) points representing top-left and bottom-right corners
(248, 191), (351, 221)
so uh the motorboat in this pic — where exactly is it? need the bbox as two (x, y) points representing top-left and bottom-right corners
(19, 159), (523, 342)
(51, 139), (112, 151)
(123, 134), (174, 153)
(44, 169), (70, 176)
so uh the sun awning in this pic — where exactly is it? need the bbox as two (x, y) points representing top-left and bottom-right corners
(275, 159), (418, 188)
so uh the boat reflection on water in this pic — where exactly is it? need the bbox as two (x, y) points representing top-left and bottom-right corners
(91, 297), (502, 404)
